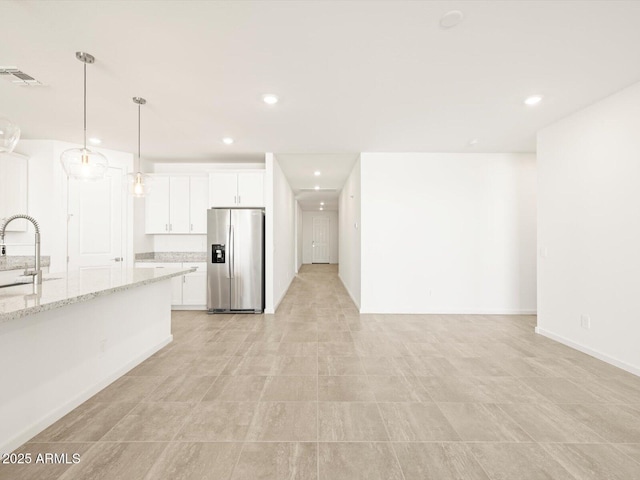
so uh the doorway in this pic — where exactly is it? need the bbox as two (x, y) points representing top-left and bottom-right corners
(302, 210), (338, 265)
(67, 165), (127, 270)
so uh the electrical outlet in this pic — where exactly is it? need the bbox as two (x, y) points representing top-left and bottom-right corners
(580, 315), (591, 330)
(99, 339), (107, 353)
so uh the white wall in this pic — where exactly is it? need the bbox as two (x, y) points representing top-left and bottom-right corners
(338, 158), (361, 308)
(10, 140), (134, 272)
(264, 154), (296, 313)
(359, 152), (536, 314)
(302, 211), (339, 264)
(537, 82), (640, 376)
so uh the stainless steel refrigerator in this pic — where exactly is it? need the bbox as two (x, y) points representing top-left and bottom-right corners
(207, 208), (265, 313)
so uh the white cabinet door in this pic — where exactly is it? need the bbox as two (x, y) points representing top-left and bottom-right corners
(135, 262), (183, 305)
(189, 176), (209, 233)
(237, 172), (264, 207)
(209, 172), (238, 207)
(169, 176), (190, 233)
(0, 153), (29, 231)
(145, 176), (170, 233)
(182, 262), (207, 305)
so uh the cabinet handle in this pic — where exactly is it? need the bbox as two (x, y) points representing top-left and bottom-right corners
(234, 195), (237, 204)
(190, 223), (193, 232)
(169, 224), (172, 231)
(238, 195), (241, 204)
(165, 224), (168, 232)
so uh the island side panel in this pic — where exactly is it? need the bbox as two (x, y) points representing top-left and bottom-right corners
(0, 279), (172, 453)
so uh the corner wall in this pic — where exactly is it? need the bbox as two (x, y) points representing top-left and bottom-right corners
(338, 157), (361, 308)
(265, 153), (296, 313)
(537, 82), (640, 375)
(359, 152), (536, 314)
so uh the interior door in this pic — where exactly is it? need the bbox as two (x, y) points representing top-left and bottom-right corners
(67, 165), (125, 270)
(312, 216), (330, 263)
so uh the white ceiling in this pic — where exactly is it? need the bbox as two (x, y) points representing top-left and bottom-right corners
(276, 153), (359, 211)
(2, 1), (640, 171)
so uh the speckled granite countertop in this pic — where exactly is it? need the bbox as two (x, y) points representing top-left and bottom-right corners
(135, 252), (207, 263)
(0, 267), (194, 323)
(0, 256), (51, 272)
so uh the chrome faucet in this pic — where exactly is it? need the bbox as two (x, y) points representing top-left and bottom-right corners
(0, 214), (42, 285)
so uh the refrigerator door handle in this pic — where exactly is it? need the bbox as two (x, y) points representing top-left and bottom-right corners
(226, 224), (232, 279)
(229, 224), (235, 279)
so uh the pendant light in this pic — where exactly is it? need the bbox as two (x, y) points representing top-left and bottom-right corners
(0, 116), (20, 153)
(60, 52), (108, 180)
(127, 97), (152, 197)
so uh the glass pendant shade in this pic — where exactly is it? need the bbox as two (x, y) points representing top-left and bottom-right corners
(127, 171), (153, 197)
(0, 116), (21, 153)
(60, 52), (108, 181)
(60, 147), (108, 181)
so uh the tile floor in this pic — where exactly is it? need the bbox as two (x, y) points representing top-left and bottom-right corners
(3, 264), (640, 479)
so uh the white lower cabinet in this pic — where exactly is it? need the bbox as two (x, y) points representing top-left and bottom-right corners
(135, 262), (206, 309)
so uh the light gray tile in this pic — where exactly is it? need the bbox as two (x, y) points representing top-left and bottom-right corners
(318, 443), (403, 480)
(393, 442), (490, 480)
(469, 443), (577, 480)
(438, 403), (532, 442)
(144, 443), (242, 480)
(378, 403), (459, 441)
(247, 402), (317, 441)
(318, 402), (388, 441)
(232, 442), (317, 480)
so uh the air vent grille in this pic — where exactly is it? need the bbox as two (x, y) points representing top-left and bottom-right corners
(0, 66), (43, 86)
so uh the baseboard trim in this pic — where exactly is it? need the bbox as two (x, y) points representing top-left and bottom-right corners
(172, 305), (206, 311)
(1, 335), (173, 454)
(535, 327), (640, 378)
(358, 308), (537, 315)
(338, 274), (361, 311)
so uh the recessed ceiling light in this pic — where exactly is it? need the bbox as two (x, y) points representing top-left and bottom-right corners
(319, 207), (324, 211)
(314, 185), (320, 190)
(320, 202), (325, 206)
(89, 137), (101, 145)
(314, 170), (321, 176)
(524, 95), (543, 106)
(468, 139), (479, 147)
(440, 10), (464, 29)
(222, 137), (234, 145)
(262, 94), (279, 105)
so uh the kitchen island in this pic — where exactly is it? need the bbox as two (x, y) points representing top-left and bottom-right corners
(0, 266), (193, 453)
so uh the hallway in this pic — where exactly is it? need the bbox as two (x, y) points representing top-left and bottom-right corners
(5, 264), (640, 479)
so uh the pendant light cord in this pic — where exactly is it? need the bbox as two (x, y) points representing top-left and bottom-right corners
(137, 102), (141, 172)
(83, 62), (87, 150)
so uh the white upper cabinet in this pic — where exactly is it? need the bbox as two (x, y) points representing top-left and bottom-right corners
(189, 176), (209, 233)
(145, 175), (209, 234)
(209, 171), (264, 207)
(0, 153), (29, 231)
(169, 176), (190, 233)
(237, 172), (265, 207)
(145, 176), (171, 233)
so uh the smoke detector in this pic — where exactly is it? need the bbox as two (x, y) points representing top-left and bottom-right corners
(0, 67), (44, 86)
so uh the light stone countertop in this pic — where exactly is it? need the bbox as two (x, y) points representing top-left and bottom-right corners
(0, 256), (52, 272)
(0, 267), (194, 323)
(135, 252), (207, 263)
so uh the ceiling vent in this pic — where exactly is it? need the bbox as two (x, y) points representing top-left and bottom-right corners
(0, 66), (43, 86)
